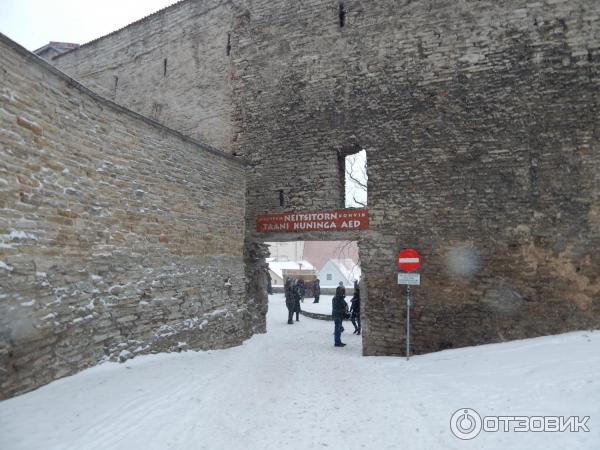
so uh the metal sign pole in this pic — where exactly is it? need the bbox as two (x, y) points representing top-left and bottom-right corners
(396, 249), (420, 362)
(406, 285), (411, 360)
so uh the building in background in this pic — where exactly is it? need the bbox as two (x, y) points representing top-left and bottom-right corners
(318, 259), (361, 288)
(33, 41), (79, 61)
(266, 241), (358, 272)
(302, 241), (358, 272)
(267, 259), (316, 287)
(265, 242), (304, 262)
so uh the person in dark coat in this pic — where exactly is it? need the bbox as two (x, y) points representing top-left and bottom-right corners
(338, 281), (346, 297)
(332, 285), (348, 347)
(267, 271), (273, 295)
(312, 278), (321, 303)
(297, 279), (305, 303)
(350, 280), (361, 335)
(293, 279), (301, 321)
(284, 278), (295, 324)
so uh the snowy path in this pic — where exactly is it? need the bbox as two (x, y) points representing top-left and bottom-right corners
(0, 294), (599, 450)
(298, 295), (335, 315)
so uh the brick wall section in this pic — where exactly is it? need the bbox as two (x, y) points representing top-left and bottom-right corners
(52, 0), (247, 152)
(0, 35), (259, 399)
(232, 0), (600, 355)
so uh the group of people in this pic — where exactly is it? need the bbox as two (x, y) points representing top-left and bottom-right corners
(284, 278), (305, 324)
(332, 280), (361, 347)
(282, 277), (361, 348)
(283, 277), (319, 323)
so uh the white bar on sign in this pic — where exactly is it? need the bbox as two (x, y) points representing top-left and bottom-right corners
(398, 258), (419, 263)
(397, 273), (420, 286)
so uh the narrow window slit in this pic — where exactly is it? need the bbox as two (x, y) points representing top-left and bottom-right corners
(338, 2), (346, 28)
(226, 33), (232, 56)
(279, 190), (285, 207)
(163, 58), (167, 77)
(343, 149), (368, 208)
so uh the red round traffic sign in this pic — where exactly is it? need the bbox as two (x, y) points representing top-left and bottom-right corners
(397, 249), (420, 272)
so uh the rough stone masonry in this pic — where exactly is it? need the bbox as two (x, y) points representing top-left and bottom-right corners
(1, 0), (600, 397)
(235, 0), (600, 356)
(52, 0), (600, 355)
(0, 34), (264, 399)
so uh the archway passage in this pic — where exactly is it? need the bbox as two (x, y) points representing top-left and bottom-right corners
(265, 239), (363, 348)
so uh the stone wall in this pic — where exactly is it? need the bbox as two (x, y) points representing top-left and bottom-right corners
(6, 0), (600, 365)
(231, 0), (600, 355)
(53, 0), (249, 152)
(0, 34), (258, 399)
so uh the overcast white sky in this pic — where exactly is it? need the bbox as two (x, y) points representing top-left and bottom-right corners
(0, 0), (178, 51)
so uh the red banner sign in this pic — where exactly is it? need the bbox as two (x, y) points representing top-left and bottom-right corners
(256, 209), (369, 233)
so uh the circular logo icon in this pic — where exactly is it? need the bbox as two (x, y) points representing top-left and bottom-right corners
(450, 408), (482, 440)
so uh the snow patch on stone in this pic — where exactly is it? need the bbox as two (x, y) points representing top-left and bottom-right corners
(9, 230), (39, 240)
(118, 350), (133, 362)
(209, 308), (228, 318)
(156, 324), (177, 338)
(1, 87), (17, 103)
(459, 52), (486, 64)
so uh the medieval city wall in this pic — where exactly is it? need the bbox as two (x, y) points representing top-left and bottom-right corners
(233, 0), (600, 354)
(52, 0), (249, 152)
(3, 0), (599, 371)
(0, 34), (256, 399)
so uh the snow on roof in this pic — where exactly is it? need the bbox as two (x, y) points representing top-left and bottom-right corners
(267, 260), (315, 280)
(320, 258), (361, 285)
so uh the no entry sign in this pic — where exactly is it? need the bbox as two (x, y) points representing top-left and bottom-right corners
(397, 248), (421, 361)
(397, 249), (420, 272)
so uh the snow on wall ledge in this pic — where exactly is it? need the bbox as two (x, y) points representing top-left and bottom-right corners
(0, 34), (256, 400)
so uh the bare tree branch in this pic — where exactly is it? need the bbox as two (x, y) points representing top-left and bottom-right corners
(345, 151), (368, 207)
(334, 240), (362, 283)
(352, 193), (366, 207)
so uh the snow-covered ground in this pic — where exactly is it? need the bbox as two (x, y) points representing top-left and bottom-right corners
(1, 294), (599, 450)
(298, 294), (335, 315)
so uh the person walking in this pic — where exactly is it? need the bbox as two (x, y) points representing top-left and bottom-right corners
(293, 279), (301, 321)
(297, 279), (305, 303)
(312, 278), (321, 303)
(284, 278), (295, 324)
(332, 285), (348, 347)
(338, 281), (346, 297)
(350, 280), (361, 335)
